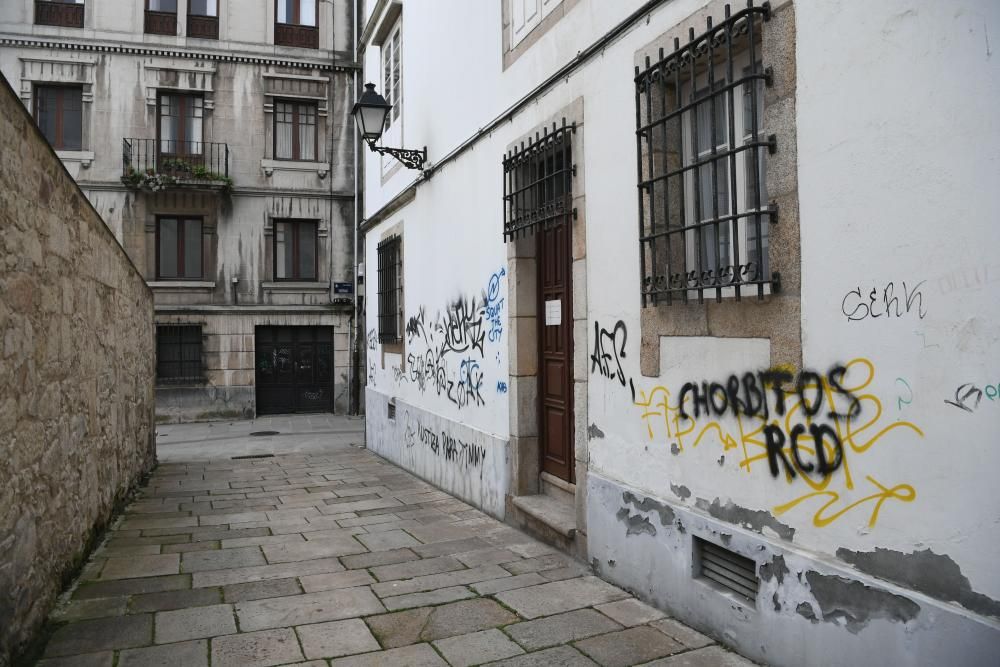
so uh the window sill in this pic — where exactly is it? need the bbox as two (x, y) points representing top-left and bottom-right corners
(261, 159), (328, 179)
(148, 281), (216, 289)
(262, 282), (328, 291)
(56, 150), (94, 168)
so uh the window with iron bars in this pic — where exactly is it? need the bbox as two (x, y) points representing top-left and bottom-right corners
(156, 325), (203, 384)
(503, 119), (574, 241)
(635, 1), (778, 306)
(377, 235), (402, 344)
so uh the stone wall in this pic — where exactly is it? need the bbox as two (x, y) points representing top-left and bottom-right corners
(0, 73), (156, 665)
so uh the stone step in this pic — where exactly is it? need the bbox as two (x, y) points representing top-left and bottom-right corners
(510, 493), (576, 539)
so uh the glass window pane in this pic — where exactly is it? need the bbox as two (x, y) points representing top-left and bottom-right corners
(183, 219), (202, 279)
(189, 0), (216, 16)
(35, 88), (58, 146)
(159, 218), (178, 278)
(299, 224), (316, 280)
(150, 0), (177, 12)
(275, 103), (293, 159)
(61, 88), (82, 151)
(300, 0), (316, 26)
(160, 95), (177, 153)
(299, 111), (315, 161)
(275, 223), (290, 279)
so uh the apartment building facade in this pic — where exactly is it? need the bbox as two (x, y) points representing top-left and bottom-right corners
(1, 0), (359, 421)
(358, 0), (1000, 665)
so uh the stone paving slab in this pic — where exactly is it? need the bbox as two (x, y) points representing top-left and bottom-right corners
(32, 417), (745, 667)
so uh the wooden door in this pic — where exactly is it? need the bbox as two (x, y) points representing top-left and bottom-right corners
(537, 219), (574, 482)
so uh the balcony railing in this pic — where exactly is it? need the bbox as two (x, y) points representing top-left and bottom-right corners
(122, 138), (230, 192)
(187, 14), (218, 39)
(35, 1), (84, 28)
(275, 23), (319, 49)
(144, 9), (176, 35)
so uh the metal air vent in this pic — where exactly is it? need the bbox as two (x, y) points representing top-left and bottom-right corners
(695, 537), (758, 604)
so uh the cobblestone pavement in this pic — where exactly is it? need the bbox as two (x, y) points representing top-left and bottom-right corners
(35, 416), (756, 666)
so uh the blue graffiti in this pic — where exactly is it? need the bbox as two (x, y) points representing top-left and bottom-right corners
(496, 381), (508, 394)
(485, 267), (506, 343)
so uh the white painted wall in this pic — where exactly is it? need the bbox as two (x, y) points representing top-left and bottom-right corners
(362, 0), (1000, 662)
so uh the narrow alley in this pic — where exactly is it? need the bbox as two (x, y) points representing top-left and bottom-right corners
(34, 416), (752, 667)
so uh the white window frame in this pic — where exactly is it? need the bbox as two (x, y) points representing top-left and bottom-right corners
(510, 0), (562, 49)
(380, 17), (402, 175)
(679, 52), (770, 298)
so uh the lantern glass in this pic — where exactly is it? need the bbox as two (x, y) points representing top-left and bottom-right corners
(352, 83), (392, 142)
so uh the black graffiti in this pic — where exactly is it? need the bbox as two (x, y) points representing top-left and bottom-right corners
(591, 320), (635, 400)
(944, 383), (988, 413)
(441, 432), (487, 469)
(763, 422), (844, 479)
(439, 297), (486, 356)
(842, 281), (927, 322)
(367, 328), (378, 351)
(678, 365), (862, 423)
(402, 412), (486, 473)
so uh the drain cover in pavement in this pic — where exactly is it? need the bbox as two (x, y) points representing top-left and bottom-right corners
(231, 454), (275, 460)
(249, 431), (281, 437)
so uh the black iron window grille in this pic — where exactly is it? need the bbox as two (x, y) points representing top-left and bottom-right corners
(156, 325), (203, 383)
(377, 234), (402, 344)
(503, 119), (575, 241)
(635, 1), (778, 306)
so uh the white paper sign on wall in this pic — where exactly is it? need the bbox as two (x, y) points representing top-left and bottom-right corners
(544, 299), (561, 326)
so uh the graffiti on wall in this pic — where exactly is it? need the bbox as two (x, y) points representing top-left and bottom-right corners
(403, 410), (487, 477)
(634, 358), (924, 529)
(395, 268), (507, 410)
(591, 320), (636, 400)
(841, 280), (927, 321)
(944, 380), (999, 414)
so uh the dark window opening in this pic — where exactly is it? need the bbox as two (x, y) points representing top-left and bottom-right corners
(274, 101), (317, 161)
(145, 0), (177, 35)
(503, 119), (575, 241)
(157, 216), (203, 280)
(377, 235), (402, 344)
(635, 1), (776, 306)
(274, 220), (318, 281)
(275, 0), (319, 48)
(187, 0), (218, 39)
(34, 85), (83, 151)
(156, 325), (203, 383)
(35, 0), (85, 28)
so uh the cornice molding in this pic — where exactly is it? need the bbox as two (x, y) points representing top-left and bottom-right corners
(0, 36), (362, 72)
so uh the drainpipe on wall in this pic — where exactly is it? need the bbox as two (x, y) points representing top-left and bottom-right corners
(349, 0), (362, 415)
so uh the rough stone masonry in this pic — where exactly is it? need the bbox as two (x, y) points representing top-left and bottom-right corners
(0, 72), (156, 666)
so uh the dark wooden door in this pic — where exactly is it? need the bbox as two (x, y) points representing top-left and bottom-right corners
(538, 220), (574, 482)
(255, 326), (333, 414)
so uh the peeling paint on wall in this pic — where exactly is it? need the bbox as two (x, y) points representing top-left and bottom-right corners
(622, 491), (675, 527)
(695, 497), (796, 541)
(837, 547), (1000, 619)
(615, 507), (657, 537)
(587, 423), (606, 439)
(670, 483), (691, 500)
(805, 571), (920, 634)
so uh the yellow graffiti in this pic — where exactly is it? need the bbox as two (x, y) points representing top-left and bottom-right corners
(633, 358), (923, 529)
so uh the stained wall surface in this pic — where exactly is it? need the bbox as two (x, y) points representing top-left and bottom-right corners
(0, 73), (156, 665)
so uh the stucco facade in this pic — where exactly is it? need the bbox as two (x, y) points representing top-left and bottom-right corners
(359, 0), (1000, 665)
(0, 0), (360, 421)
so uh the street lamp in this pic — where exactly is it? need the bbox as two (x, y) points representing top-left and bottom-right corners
(351, 83), (426, 171)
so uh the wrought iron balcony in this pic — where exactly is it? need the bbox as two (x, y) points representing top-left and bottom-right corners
(122, 138), (231, 193)
(144, 9), (177, 36)
(35, 1), (84, 28)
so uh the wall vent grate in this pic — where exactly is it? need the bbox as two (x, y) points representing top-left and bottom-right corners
(388, 401), (396, 420)
(695, 537), (758, 603)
